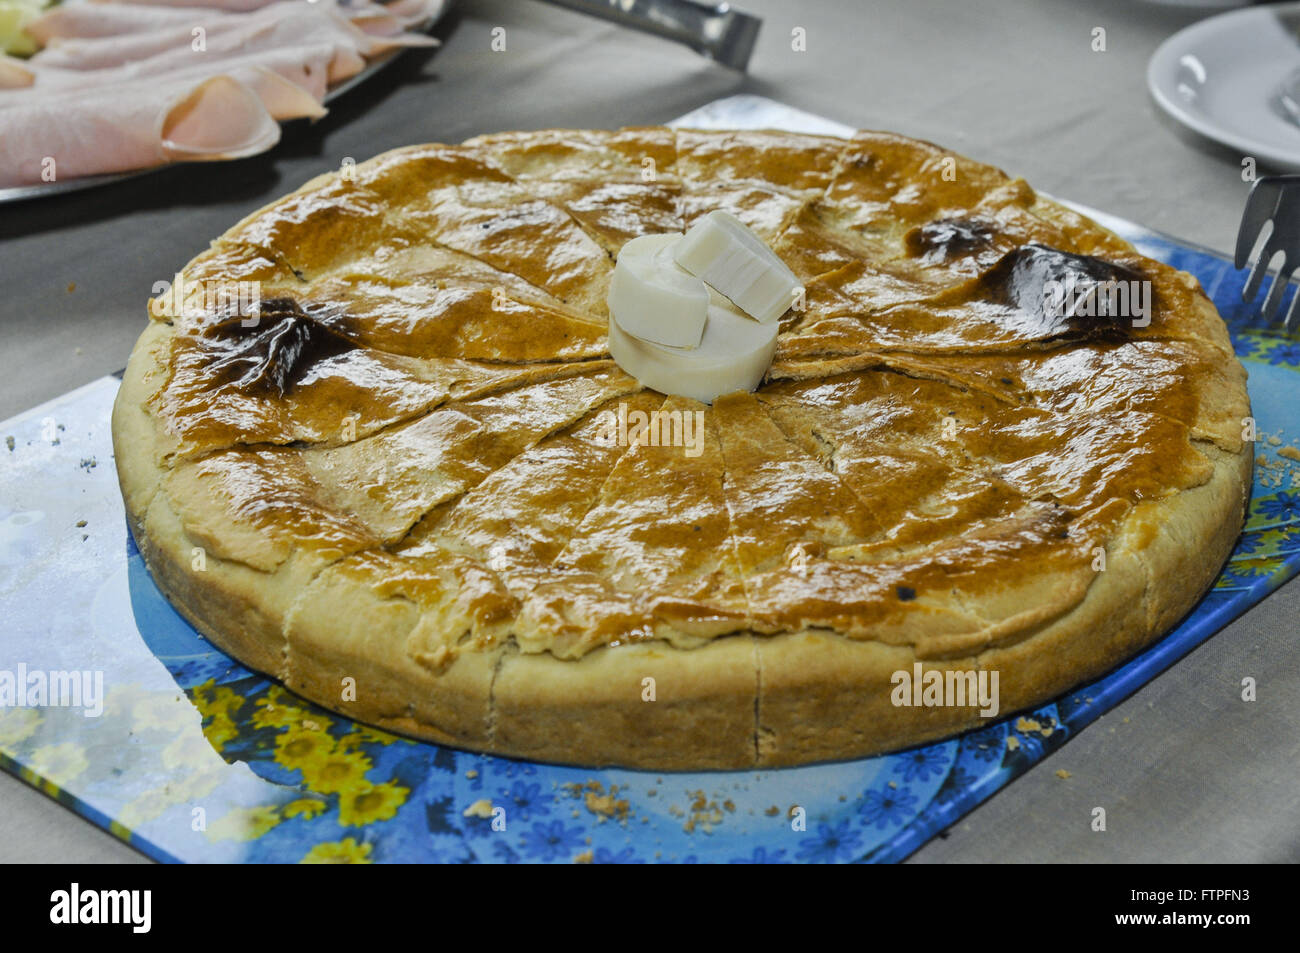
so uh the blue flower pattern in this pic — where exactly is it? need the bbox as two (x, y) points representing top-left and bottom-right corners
(858, 787), (920, 830)
(1258, 492), (1300, 523)
(797, 821), (864, 863)
(893, 747), (950, 783)
(1267, 342), (1300, 366)
(729, 846), (788, 864)
(962, 724), (1006, 763)
(594, 846), (643, 864)
(520, 821), (586, 862)
(502, 781), (550, 821)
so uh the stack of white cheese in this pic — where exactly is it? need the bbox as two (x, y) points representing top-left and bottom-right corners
(606, 210), (802, 405)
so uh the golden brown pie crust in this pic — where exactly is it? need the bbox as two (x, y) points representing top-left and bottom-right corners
(112, 127), (1252, 769)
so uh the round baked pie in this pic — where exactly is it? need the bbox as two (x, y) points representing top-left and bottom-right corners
(112, 127), (1252, 769)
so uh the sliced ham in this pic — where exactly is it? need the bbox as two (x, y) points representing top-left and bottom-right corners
(0, 56), (32, 88)
(343, 5), (409, 38)
(24, 4), (229, 43)
(2, 43), (364, 103)
(31, 3), (432, 71)
(0, 73), (280, 187)
(0, 59), (327, 120)
(90, 0), (293, 11)
(236, 64), (329, 119)
(347, 0), (445, 35)
(4, 0), (442, 188)
(32, 23), (229, 70)
(380, 0), (444, 27)
(26, 0), (439, 44)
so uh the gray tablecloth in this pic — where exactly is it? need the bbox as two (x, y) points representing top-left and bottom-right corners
(3, 0), (1297, 863)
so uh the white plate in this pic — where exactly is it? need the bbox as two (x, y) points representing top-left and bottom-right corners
(1148, 2), (1300, 171)
(0, 5), (446, 205)
(1139, 0), (1246, 9)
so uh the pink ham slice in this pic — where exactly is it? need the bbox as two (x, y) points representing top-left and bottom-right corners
(347, 0), (445, 35)
(234, 64), (329, 118)
(24, 5), (229, 43)
(4, 0), (441, 188)
(378, 0), (444, 28)
(26, 0), (440, 44)
(0, 57), (31, 87)
(89, 0), (294, 11)
(1, 43), (362, 104)
(90, 0), (443, 16)
(0, 73), (280, 187)
(30, 1), (434, 71)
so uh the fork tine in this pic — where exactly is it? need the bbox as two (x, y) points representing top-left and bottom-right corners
(1236, 178), (1283, 269)
(1241, 242), (1277, 304)
(1283, 276), (1300, 332)
(1262, 258), (1294, 322)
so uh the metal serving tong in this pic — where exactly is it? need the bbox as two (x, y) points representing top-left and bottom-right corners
(1236, 174), (1300, 332)
(535, 0), (762, 71)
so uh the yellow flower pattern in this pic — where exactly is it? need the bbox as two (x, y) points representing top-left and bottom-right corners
(201, 713), (239, 751)
(191, 681), (243, 720)
(250, 685), (332, 733)
(273, 724), (336, 773)
(300, 750), (373, 796)
(161, 724), (219, 771)
(338, 781), (410, 827)
(116, 767), (226, 833)
(251, 699), (302, 731)
(0, 707), (41, 751)
(206, 805), (283, 843)
(117, 786), (182, 832)
(103, 683), (150, 720)
(356, 725), (402, 747)
(27, 741), (88, 789)
(301, 838), (374, 864)
(283, 798), (329, 820)
(12, 667), (417, 859)
(131, 693), (193, 733)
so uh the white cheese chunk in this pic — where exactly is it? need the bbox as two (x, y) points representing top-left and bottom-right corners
(672, 210), (802, 324)
(607, 232), (709, 348)
(607, 285), (778, 405)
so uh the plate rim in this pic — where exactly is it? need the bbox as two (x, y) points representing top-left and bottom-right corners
(1147, 1), (1300, 171)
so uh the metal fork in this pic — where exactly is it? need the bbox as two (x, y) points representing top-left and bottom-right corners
(1235, 173), (1300, 331)
(535, 0), (762, 71)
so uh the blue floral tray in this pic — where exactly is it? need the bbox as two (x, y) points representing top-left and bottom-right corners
(1, 101), (1297, 864)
